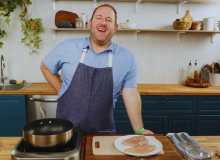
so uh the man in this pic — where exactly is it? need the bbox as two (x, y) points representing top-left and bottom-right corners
(40, 4), (153, 136)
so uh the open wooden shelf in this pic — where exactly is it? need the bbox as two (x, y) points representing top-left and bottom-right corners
(51, 0), (220, 13)
(48, 28), (220, 43)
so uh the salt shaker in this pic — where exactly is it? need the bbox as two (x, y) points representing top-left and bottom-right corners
(81, 13), (87, 29)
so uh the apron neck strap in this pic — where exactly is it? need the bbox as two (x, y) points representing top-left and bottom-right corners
(80, 47), (113, 68)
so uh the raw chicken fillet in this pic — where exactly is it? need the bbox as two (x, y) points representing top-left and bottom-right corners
(124, 144), (156, 154)
(122, 136), (149, 146)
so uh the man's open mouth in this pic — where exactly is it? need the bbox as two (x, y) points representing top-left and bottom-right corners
(98, 28), (106, 33)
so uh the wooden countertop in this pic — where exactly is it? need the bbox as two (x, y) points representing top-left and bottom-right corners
(0, 83), (220, 95)
(1, 136), (220, 160)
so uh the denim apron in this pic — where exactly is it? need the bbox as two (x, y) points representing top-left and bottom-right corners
(56, 47), (115, 136)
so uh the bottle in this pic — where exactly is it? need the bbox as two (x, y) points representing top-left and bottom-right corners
(193, 59), (198, 79)
(81, 13), (87, 29)
(187, 60), (193, 82)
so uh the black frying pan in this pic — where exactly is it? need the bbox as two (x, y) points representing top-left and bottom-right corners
(23, 106), (73, 148)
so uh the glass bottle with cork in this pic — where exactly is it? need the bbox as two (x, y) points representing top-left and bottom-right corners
(187, 60), (193, 82)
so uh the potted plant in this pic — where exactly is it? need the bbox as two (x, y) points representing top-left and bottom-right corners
(21, 18), (44, 55)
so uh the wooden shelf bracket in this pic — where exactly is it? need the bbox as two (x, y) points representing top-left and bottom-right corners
(52, 30), (57, 41)
(177, 1), (187, 14)
(177, 31), (186, 42)
(211, 33), (220, 43)
(134, 31), (141, 41)
(135, 0), (142, 13)
(94, 0), (97, 8)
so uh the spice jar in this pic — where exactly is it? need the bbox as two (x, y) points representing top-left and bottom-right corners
(75, 18), (83, 28)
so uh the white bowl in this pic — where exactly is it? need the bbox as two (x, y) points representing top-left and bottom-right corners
(120, 20), (136, 29)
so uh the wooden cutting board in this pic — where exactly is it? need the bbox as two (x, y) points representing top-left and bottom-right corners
(55, 10), (79, 27)
(85, 134), (182, 160)
(92, 136), (164, 155)
(183, 10), (194, 22)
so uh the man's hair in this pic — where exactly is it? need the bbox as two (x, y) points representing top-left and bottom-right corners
(91, 4), (117, 24)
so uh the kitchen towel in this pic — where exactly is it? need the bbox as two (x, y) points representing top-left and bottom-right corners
(166, 132), (211, 159)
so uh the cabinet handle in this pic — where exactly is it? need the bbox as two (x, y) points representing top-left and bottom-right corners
(163, 98), (173, 100)
(28, 98), (58, 102)
(164, 119), (166, 128)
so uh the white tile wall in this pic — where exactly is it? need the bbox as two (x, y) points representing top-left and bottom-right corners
(0, 0), (220, 84)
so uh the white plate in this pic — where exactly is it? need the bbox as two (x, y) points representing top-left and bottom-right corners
(114, 135), (163, 157)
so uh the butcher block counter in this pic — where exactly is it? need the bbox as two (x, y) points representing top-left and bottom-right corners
(0, 136), (220, 160)
(0, 83), (220, 95)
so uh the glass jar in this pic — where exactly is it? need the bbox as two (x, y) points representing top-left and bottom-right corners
(75, 18), (83, 28)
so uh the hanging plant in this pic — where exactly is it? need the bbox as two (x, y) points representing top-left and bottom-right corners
(0, 0), (31, 25)
(0, 28), (6, 48)
(21, 18), (44, 55)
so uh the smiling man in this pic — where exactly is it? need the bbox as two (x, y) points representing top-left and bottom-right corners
(40, 4), (153, 136)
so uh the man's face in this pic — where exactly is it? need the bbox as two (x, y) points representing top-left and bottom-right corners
(89, 6), (118, 45)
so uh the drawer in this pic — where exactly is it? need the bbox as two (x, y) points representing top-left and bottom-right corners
(141, 96), (197, 115)
(197, 96), (220, 115)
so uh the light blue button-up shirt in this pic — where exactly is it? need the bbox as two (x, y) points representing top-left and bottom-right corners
(44, 37), (137, 107)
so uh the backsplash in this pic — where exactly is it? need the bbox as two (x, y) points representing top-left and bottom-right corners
(0, 0), (220, 84)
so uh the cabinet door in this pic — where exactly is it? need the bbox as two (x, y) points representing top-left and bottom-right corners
(0, 95), (26, 136)
(196, 115), (220, 136)
(168, 115), (196, 135)
(114, 115), (133, 134)
(142, 115), (167, 135)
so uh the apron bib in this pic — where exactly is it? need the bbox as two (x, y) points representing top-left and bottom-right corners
(56, 47), (115, 136)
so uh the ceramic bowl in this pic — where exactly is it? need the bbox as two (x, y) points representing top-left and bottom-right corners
(120, 20), (136, 29)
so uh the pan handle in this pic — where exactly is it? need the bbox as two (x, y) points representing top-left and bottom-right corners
(28, 98), (58, 102)
(40, 106), (47, 119)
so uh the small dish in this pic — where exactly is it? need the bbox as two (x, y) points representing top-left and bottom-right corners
(120, 20), (136, 29)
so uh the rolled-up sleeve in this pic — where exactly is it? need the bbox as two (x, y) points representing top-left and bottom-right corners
(122, 54), (137, 88)
(43, 42), (65, 74)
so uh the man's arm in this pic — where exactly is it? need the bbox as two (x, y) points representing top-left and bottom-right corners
(40, 61), (62, 93)
(122, 88), (154, 134)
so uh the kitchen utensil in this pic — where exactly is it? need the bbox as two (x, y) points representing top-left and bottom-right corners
(92, 136), (164, 156)
(55, 10), (79, 28)
(183, 10), (194, 22)
(173, 21), (192, 30)
(23, 106), (73, 148)
(120, 20), (137, 29)
(114, 135), (163, 157)
(11, 130), (82, 160)
(201, 67), (210, 83)
(174, 133), (188, 149)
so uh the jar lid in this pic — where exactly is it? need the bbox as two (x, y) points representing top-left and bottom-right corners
(82, 13), (85, 14)
(76, 18), (82, 20)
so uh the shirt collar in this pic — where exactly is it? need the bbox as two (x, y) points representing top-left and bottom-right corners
(84, 37), (114, 54)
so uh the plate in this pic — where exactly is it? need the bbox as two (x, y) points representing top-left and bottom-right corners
(114, 135), (163, 157)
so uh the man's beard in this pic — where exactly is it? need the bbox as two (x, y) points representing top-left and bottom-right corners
(90, 25), (115, 46)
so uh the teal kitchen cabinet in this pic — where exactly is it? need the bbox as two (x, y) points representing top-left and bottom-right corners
(0, 95), (27, 136)
(196, 96), (220, 135)
(196, 115), (220, 136)
(114, 95), (197, 135)
(168, 115), (196, 135)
